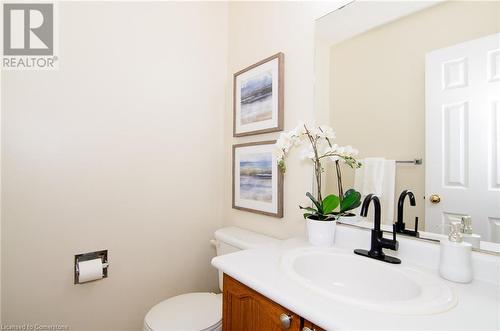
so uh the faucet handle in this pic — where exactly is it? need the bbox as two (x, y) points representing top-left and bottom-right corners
(392, 224), (397, 241)
(414, 217), (419, 233)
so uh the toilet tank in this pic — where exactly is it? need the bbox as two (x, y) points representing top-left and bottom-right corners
(213, 227), (279, 290)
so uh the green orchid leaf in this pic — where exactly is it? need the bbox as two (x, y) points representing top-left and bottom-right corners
(343, 188), (357, 198)
(322, 194), (340, 214)
(348, 200), (362, 211)
(340, 189), (361, 212)
(306, 192), (323, 214)
(303, 213), (313, 219)
(299, 206), (318, 213)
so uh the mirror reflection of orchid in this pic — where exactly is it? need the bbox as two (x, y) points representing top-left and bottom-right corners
(274, 123), (362, 221)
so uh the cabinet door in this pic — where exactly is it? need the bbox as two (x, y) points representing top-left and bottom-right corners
(223, 274), (301, 331)
(302, 320), (326, 331)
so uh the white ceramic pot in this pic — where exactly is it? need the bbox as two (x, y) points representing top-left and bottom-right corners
(306, 218), (337, 247)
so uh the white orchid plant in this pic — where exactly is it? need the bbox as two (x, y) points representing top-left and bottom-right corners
(274, 123), (362, 221)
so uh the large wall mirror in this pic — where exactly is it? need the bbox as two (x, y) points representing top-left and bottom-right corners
(315, 1), (500, 253)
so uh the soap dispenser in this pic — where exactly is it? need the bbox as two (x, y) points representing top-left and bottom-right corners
(461, 216), (481, 249)
(439, 221), (473, 283)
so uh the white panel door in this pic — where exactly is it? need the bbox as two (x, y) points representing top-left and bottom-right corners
(426, 33), (500, 242)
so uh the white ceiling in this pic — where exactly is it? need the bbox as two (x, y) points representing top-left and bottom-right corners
(316, 0), (443, 46)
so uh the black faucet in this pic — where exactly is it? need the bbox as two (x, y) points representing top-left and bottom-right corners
(354, 194), (401, 264)
(395, 190), (419, 237)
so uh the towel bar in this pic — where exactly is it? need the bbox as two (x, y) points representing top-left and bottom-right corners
(396, 159), (422, 165)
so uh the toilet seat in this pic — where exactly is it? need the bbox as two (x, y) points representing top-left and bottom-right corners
(144, 292), (222, 331)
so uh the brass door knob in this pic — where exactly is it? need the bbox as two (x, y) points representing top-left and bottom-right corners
(429, 194), (441, 204)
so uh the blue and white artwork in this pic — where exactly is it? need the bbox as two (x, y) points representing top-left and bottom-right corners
(239, 152), (272, 202)
(233, 142), (283, 218)
(240, 70), (273, 125)
(234, 53), (283, 136)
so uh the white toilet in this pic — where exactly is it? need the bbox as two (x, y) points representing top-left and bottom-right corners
(143, 227), (279, 331)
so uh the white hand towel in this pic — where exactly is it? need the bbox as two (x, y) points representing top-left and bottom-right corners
(354, 158), (396, 225)
(356, 157), (385, 196)
(381, 160), (396, 224)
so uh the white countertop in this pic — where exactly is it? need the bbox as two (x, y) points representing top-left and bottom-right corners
(212, 236), (500, 331)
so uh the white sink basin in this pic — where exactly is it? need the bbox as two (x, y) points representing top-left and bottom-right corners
(281, 248), (457, 315)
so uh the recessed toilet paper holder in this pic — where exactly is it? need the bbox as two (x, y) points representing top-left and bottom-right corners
(74, 249), (109, 284)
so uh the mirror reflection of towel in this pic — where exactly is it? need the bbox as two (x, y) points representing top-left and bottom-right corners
(354, 158), (396, 225)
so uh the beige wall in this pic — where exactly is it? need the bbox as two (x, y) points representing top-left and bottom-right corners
(1, 2), (227, 330)
(327, 1), (500, 228)
(223, 1), (344, 239)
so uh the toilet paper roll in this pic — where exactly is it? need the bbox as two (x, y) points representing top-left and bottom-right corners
(78, 258), (103, 283)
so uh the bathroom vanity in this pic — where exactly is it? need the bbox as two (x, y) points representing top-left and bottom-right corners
(223, 274), (324, 331)
(212, 224), (500, 331)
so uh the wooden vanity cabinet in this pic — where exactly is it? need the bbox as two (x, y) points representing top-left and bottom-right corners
(223, 274), (325, 331)
(302, 320), (326, 331)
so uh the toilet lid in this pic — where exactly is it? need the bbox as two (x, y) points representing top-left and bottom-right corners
(145, 292), (222, 331)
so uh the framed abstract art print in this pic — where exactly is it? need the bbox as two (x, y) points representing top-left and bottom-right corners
(233, 53), (284, 137)
(232, 141), (283, 218)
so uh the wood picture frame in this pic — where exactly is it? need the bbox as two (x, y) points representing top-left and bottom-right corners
(233, 53), (284, 137)
(232, 141), (283, 218)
